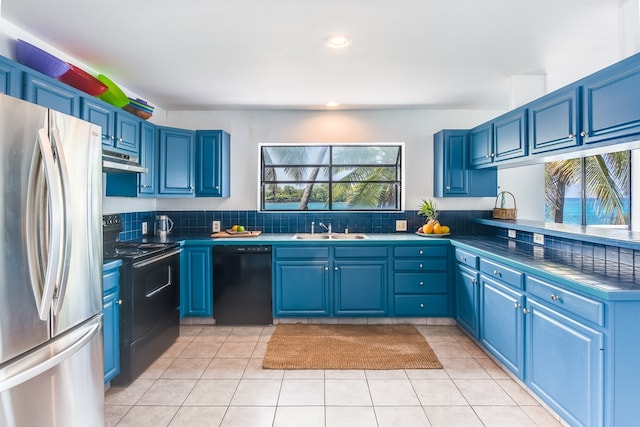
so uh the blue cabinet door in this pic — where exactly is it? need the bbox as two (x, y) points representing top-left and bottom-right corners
(0, 56), (21, 97)
(81, 97), (114, 148)
(480, 276), (524, 379)
(102, 261), (121, 384)
(182, 246), (213, 317)
(529, 86), (581, 154)
(274, 261), (330, 316)
(469, 122), (493, 166)
(138, 122), (156, 196)
(114, 112), (139, 154)
(334, 260), (387, 316)
(434, 130), (467, 196)
(526, 299), (604, 427)
(582, 58), (640, 145)
(196, 130), (230, 197)
(493, 109), (527, 162)
(23, 72), (79, 116)
(456, 264), (479, 338)
(158, 127), (196, 196)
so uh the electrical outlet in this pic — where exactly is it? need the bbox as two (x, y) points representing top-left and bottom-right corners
(508, 229), (516, 239)
(533, 233), (545, 245)
(395, 220), (407, 231)
(212, 221), (221, 232)
(142, 222), (148, 235)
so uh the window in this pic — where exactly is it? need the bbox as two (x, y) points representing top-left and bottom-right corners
(545, 150), (631, 228)
(260, 143), (404, 211)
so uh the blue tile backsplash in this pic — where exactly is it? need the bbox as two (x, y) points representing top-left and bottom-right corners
(116, 209), (639, 274)
(118, 210), (493, 240)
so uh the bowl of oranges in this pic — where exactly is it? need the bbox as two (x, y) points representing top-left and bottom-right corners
(416, 198), (450, 237)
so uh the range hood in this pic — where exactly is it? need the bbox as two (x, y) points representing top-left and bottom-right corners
(102, 150), (148, 174)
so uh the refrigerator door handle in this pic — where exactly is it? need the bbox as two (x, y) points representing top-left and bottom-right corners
(24, 128), (64, 321)
(0, 319), (100, 393)
(50, 128), (72, 315)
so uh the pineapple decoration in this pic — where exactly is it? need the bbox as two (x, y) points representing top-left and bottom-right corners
(417, 199), (450, 235)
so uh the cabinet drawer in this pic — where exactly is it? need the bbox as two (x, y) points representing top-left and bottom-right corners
(274, 246), (329, 259)
(454, 248), (478, 269)
(395, 273), (447, 294)
(395, 295), (449, 316)
(527, 276), (604, 326)
(393, 246), (447, 258)
(480, 258), (523, 289)
(334, 246), (388, 258)
(394, 259), (447, 272)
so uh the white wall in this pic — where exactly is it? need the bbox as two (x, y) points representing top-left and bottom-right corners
(156, 108), (505, 213)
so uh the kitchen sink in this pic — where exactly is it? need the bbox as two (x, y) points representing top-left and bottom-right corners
(292, 233), (369, 240)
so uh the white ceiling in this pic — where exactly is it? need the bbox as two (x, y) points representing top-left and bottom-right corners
(0, 0), (625, 111)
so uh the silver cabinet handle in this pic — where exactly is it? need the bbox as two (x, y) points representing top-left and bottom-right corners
(493, 270), (501, 277)
(419, 263), (423, 269)
(580, 131), (587, 137)
(471, 278), (476, 284)
(117, 300), (123, 305)
(514, 302), (520, 309)
(522, 308), (530, 314)
(569, 133), (574, 139)
(460, 256), (466, 262)
(419, 281), (424, 286)
(419, 250), (423, 255)
(334, 267), (339, 271)
(419, 303), (424, 308)
(324, 266), (328, 271)
(550, 294), (560, 301)
(445, 186), (450, 190)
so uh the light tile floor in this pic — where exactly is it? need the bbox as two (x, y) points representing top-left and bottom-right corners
(105, 325), (565, 427)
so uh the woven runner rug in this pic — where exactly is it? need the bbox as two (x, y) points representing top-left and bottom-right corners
(263, 324), (442, 370)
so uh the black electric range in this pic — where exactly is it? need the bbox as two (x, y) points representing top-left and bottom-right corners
(102, 214), (181, 385)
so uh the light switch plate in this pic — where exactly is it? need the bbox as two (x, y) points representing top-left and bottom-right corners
(142, 222), (148, 235)
(212, 221), (221, 232)
(533, 233), (545, 245)
(395, 220), (407, 231)
(508, 229), (516, 239)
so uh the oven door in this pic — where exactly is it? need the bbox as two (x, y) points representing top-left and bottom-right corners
(131, 249), (181, 341)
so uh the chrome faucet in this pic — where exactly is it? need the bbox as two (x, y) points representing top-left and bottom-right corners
(318, 222), (332, 234)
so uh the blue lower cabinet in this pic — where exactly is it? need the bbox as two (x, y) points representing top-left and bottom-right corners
(103, 260), (122, 384)
(480, 276), (525, 379)
(526, 298), (604, 427)
(455, 264), (480, 338)
(334, 261), (387, 316)
(182, 246), (213, 317)
(274, 261), (330, 316)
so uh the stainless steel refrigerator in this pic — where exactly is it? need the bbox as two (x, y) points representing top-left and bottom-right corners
(0, 94), (104, 426)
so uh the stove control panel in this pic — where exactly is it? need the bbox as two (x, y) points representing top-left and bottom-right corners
(103, 214), (121, 227)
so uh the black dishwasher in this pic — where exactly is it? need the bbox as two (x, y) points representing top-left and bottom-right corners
(213, 245), (273, 325)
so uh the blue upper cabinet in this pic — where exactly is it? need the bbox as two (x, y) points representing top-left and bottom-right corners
(158, 126), (196, 196)
(0, 56), (21, 97)
(81, 97), (140, 157)
(81, 98), (113, 148)
(493, 109), (527, 162)
(469, 122), (493, 167)
(529, 86), (581, 154)
(434, 130), (497, 197)
(581, 56), (640, 146)
(138, 122), (156, 196)
(195, 130), (231, 197)
(23, 71), (79, 116)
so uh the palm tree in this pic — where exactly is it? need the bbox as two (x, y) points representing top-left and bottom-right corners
(545, 152), (630, 225)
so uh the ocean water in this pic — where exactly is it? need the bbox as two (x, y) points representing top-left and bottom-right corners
(547, 197), (630, 225)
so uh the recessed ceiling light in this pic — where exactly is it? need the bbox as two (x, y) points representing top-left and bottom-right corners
(326, 35), (350, 49)
(325, 101), (340, 107)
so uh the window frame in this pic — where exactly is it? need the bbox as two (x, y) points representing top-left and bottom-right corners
(258, 142), (405, 212)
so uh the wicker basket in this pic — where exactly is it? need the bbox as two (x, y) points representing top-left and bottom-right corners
(493, 191), (517, 219)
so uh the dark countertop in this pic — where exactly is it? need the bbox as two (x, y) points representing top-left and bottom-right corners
(451, 236), (639, 300)
(126, 232), (640, 301)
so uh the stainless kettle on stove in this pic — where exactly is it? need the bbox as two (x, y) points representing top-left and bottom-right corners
(155, 215), (174, 241)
